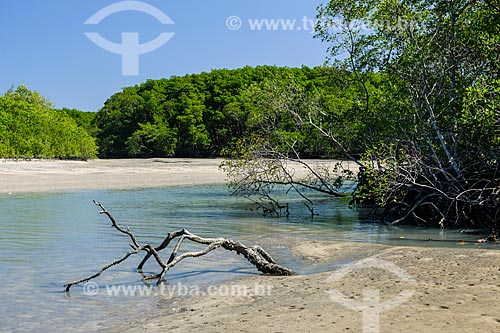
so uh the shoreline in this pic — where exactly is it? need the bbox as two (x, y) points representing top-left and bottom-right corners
(0, 158), (359, 194)
(0, 158), (228, 194)
(108, 239), (500, 333)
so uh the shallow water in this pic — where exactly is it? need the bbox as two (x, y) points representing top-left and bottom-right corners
(0, 185), (496, 332)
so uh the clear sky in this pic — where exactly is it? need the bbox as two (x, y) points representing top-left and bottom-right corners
(0, 0), (328, 111)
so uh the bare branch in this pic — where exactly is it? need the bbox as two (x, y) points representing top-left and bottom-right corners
(65, 203), (294, 292)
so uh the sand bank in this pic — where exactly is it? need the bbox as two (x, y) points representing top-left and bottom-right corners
(0, 158), (359, 194)
(0, 158), (228, 193)
(110, 239), (500, 333)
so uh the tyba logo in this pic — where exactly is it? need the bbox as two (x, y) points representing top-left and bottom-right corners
(84, 1), (175, 75)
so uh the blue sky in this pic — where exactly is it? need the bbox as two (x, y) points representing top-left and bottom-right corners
(0, 0), (328, 111)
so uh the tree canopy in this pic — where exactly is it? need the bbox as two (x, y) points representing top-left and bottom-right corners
(0, 86), (98, 159)
(95, 66), (392, 158)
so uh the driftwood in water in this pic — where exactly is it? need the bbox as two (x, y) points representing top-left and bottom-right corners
(64, 201), (294, 292)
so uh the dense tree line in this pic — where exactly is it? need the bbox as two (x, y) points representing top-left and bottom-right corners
(57, 108), (99, 138)
(0, 66), (397, 161)
(0, 86), (98, 159)
(95, 66), (394, 158)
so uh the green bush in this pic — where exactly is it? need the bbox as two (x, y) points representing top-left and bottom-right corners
(0, 86), (98, 159)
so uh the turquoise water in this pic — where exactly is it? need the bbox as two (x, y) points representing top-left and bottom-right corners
(0, 185), (496, 332)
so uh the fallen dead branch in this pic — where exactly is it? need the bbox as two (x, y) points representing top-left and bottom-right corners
(64, 201), (294, 292)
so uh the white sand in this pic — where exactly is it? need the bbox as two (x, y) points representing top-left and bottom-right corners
(0, 158), (227, 193)
(0, 158), (360, 193)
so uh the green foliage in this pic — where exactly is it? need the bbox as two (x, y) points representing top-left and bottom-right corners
(459, 78), (500, 159)
(0, 86), (98, 159)
(317, 0), (500, 228)
(95, 66), (398, 159)
(351, 146), (401, 207)
(57, 108), (99, 137)
(126, 122), (177, 157)
(95, 87), (146, 157)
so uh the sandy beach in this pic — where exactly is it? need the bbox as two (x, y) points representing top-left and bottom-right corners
(0, 158), (228, 193)
(0, 158), (360, 194)
(111, 239), (500, 333)
(2, 159), (499, 332)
